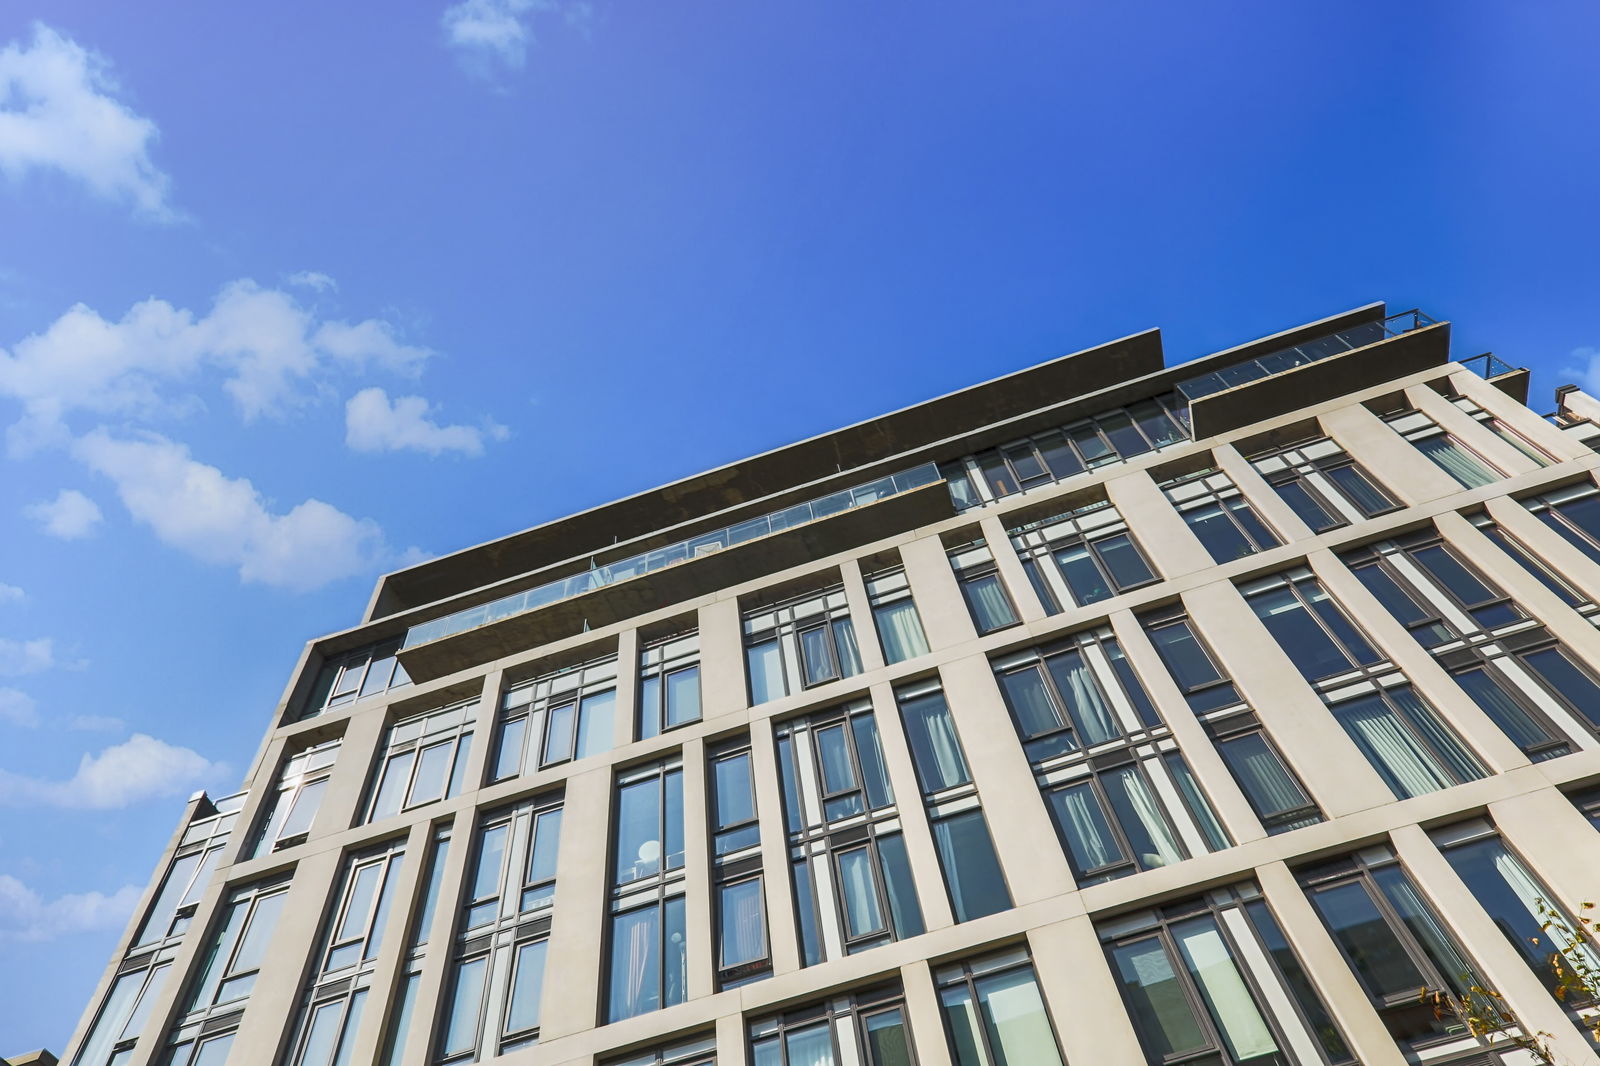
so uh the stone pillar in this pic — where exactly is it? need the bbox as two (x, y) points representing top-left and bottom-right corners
(699, 597), (748, 721)
(899, 532), (977, 649)
(1105, 469), (1214, 577)
(840, 557), (887, 672)
(868, 680), (955, 932)
(1028, 914), (1147, 1063)
(539, 766), (613, 1039)
(1320, 403), (1458, 504)
(1215, 442), (1315, 541)
(680, 735), (716, 999)
(900, 959), (955, 1066)
(747, 715), (800, 975)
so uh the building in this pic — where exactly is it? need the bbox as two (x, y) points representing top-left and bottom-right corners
(61, 302), (1600, 1066)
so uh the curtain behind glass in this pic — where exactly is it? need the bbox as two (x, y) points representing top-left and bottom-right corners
(1334, 697), (1452, 799)
(875, 600), (930, 664)
(1047, 784), (1120, 875)
(902, 692), (970, 793)
(965, 574), (1017, 632)
(1415, 435), (1497, 489)
(1047, 651), (1119, 745)
(1106, 767), (1184, 869)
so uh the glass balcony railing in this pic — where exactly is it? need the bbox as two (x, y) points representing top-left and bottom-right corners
(403, 462), (944, 649)
(1460, 353), (1516, 380)
(1174, 310), (1438, 416)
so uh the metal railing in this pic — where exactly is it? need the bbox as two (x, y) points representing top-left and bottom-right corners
(403, 462), (944, 649)
(1175, 310), (1438, 410)
(1459, 353), (1517, 380)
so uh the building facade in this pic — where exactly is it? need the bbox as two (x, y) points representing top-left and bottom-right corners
(61, 303), (1600, 1066)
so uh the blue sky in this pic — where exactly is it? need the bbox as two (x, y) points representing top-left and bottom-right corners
(2, 0), (1599, 1051)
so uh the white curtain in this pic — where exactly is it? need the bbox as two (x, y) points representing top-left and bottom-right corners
(875, 600), (929, 664)
(1228, 736), (1303, 815)
(1113, 768), (1185, 868)
(747, 641), (787, 704)
(1338, 699), (1450, 798)
(784, 1023), (836, 1066)
(837, 849), (883, 938)
(966, 574), (1015, 630)
(910, 696), (969, 790)
(1051, 651), (1118, 744)
(1052, 785), (1118, 872)
(1173, 922), (1279, 1060)
(1417, 434), (1497, 488)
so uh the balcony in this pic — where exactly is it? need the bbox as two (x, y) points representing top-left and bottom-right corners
(397, 463), (950, 679)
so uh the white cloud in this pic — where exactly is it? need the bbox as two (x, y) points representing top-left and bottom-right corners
(0, 874), (140, 941)
(24, 487), (101, 538)
(0, 278), (433, 452)
(75, 428), (400, 591)
(1566, 347), (1600, 395)
(67, 713), (123, 732)
(0, 582), (21, 603)
(441, 0), (589, 75)
(0, 732), (226, 809)
(0, 23), (172, 218)
(0, 688), (37, 727)
(286, 270), (337, 293)
(0, 637), (53, 676)
(345, 386), (508, 457)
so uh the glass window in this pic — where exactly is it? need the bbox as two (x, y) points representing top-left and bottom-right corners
(301, 637), (409, 719)
(1141, 610), (1241, 712)
(1161, 469), (1281, 563)
(1009, 503), (1158, 614)
(1044, 765), (1187, 884)
(897, 687), (972, 794)
(368, 700), (476, 822)
(615, 765), (684, 886)
(179, 878), (290, 1021)
(606, 897), (687, 1022)
(1527, 484), (1600, 565)
(749, 986), (912, 1066)
(1386, 409), (1500, 489)
(1249, 436), (1397, 532)
(638, 631), (701, 740)
(1242, 572), (1379, 682)
(949, 540), (1019, 634)
(868, 567), (930, 664)
(1329, 686), (1484, 799)
(251, 737), (340, 857)
(710, 743), (760, 856)
(931, 810), (1011, 921)
(1473, 519), (1586, 607)
(937, 951), (1064, 1066)
(493, 655), (617, 780)
(1214, 727), (1322, 833)
(744, 584), (861, 704)
(1520, 646), (1600, 731)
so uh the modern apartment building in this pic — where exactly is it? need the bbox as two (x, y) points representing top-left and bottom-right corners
(62, 302), (1600, 1066)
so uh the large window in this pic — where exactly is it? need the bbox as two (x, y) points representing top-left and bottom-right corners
(866, 566), (930, 664)
(368, 699), (476, 822)
(992, 629), (1161, 761)
(1104, 883), (1353, 1066)
(1344, 531), (1523, 649)
(1300, 848), (1479, 1048)
(750, 984), (915, 1066)
(895, 679), (1012, 923)
(251, 737), (340, 856)
(285, 839), (406, 1066)
(1450, 394), (1556, 467)
(1522, 481), (1600, 567)
(606, 760), (687, 1022)
(1384, 409), (1501, 489)
(493, 654), (617, 780)
(776, 702), (923, 964)
(1160, 468), (1281, 563)
(1240, 570), (1381, 683)
(1009, 502), (1159, 613)
(71, 957), (174, 1066)
(1209, 713), (1323, 834)
(745, 584), (863, 704)
(937, 949), (1065, 1066)
(1248, 436), (1398, 532)
(301, 636), (410, 719)
(638, 630), (701, 741)
(1328, 685), (1484, 800)
(440, 793), (562, 1061)
(947, 539), (1020, 634)
(709, 735), (768, 989)
(1469, 512), (1592, 612)
(1141, 606), (1242, 713)
(379, 827), (449, 1066)
(606, 1034), (717, 1066)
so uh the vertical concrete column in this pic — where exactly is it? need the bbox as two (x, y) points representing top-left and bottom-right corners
(461, 668), (504, 796)
(1028, 915), (1146, 1063)
(977, 515), (1047, 622)
(231, 847), (344, 1061)
(1105, 469), (1214, 578)
(613, 628), (641, 746)
(899, 533), (977, 649)
(840, 557), (887, 672)
(344, 816), (438, 1066)
(1320, 403), (1458, 504)
(716, 1011), (749, 1066)
(316, 703), (391, 833)
(1107, 609), (1266, 844)
(1407, 383), (1540, 478)
(938, 654), (1075, 903)
(1485, 494), (1600, 602)
(1182, 583), (1394, 816)
(900, 959), (954, 1066)
(1563, 387), (1600, 424)
(699, 597), (748, 720)
(679, 735), (715, 1000)
(868, 680), (955, 932)
(1488, 787), (1600, 913)
(747, 715), (800, 975)
(1389, 824), (1600, 1066)
(1214, 442), (1315, 541)
(1306, 550), (1528, 773)
(541, 766), (614, 1039)
(398, 807), (474, 1066)
(1254, 861), (1409, 1066)
(1451, 369), (1593, 462)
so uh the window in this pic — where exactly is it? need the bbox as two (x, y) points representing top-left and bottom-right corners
(1384, 409), (1501, 489)
(286, 840), (406, 1066)
(1249, 436), (1398, 532)
(161, 877), (291, 1063)
(606, 1034), (717, 1066)
(1522, 481), (1600, 567)
(775, 702), (923, 964)
(1344, 532), (1522, 649)
(1469, 513), (1590, 611)
(132, 796), (240, 952)
(937, 949), (1065, 1066)
(1160, 468), (1281, 563)
(1240, 570), (1381, 682)
(72, 958), (174, 1066)
(493, 655), (617, 780)
(947, 539), (1019, 633)
(1141, 607), (1243, 713)
(251, 737), (340, 856)
(1451, 395), (1555, 467)
(745, 584), (862, 704)
(1570, 785), (1600, 830)
(1436, 822), (1600, 1003)
(1328, 685), (1484, 799)
(1210, 716), (1323, 834)
(750, 984), (916, 1066)
(1302, 849), (1482, 1048)
(995, 630), (1228, 884)
(1009, 502), (1159, 613)
(302, 637), (409, 719)
(895, 679), (1012, 922)
(1103, 883), (1353, 1066)
(709, 736), (768, 988)
(379, 828), (449, 1066)
(866, 567), (930, 664)
(638, 631), (701, 740)
(606, 761), (687, 1022)
(368, 699), (476, 822)
(439, 794), (561, 1061)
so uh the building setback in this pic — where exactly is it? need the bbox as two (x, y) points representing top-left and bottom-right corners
(60, 303), (1600, 1066)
